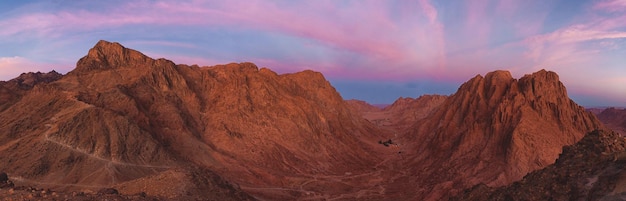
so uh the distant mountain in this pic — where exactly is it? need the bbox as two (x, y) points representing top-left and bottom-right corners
(347, 95), (446, 133)
(453, 130), (626, 200)
(597, 107), (626, 135)
(346, 99), (382, 113)
(0, 71), (62, 111)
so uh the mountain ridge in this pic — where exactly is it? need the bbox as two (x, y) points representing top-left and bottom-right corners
(0, 40), (387, 200)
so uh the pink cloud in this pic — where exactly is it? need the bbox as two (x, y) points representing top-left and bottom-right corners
(0, 1), (417, 69)
(594, 0), (626, 12)
(522, 24), (626, 65)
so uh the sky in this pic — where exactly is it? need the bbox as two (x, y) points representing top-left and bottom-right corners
(0, 0), (624, 107)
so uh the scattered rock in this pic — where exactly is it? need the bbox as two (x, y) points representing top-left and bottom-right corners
(0, 172), (7, 182)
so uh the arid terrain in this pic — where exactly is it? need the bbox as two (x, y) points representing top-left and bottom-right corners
(0, 41), (621, 200)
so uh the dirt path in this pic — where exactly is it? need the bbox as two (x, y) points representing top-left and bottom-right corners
(41, 106), (172, 169)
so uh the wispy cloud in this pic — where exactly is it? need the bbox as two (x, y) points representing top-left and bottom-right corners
(594, 0), (626, 12)
(0, 0), (625, 105)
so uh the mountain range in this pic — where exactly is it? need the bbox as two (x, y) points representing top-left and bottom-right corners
(0, 40), (615, 200)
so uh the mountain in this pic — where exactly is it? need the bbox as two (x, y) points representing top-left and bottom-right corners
(0, 40), (386, 200)
(393, 70), (604, 200)
(597, 107), (626, 135)
(453, 129), (626, 200)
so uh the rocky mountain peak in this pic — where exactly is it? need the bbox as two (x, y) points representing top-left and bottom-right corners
(518, 69), (566, 99)
(74, 40), (153, 73)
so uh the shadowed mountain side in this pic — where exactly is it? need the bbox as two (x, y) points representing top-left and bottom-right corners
(397, 70), (604, 200)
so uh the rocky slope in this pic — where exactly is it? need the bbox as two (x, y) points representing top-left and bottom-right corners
(453, 130), (626, 201)
(0, 40), (385, 200)
(396, 70), (604, 200)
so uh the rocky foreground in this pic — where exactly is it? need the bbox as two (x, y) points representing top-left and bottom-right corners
(454, 130), (626, 200)
(0, 171), (156, 201)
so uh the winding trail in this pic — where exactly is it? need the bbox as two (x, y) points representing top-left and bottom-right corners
(43, 135), (171, 169)
(40, 104), (171, 169)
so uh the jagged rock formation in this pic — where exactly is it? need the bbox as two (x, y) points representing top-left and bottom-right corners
(597, 107), (626, 135)
(453, 130), (626, 200)
(396, 70), (604, 200)
(0, 40), (384, 200)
